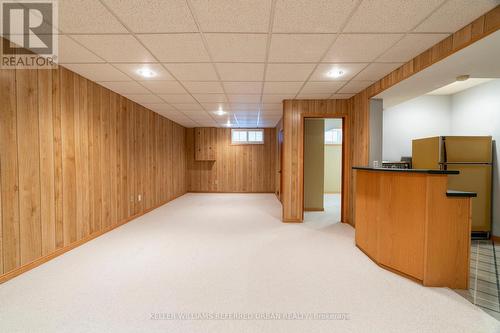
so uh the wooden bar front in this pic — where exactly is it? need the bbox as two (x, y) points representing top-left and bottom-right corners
(353, 168), (473, 289)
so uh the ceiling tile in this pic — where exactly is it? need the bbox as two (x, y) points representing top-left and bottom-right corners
(64, 63), (131, 82)
(354, 63), (403, 81)
(142, 103), (176, 112)
(300, 81), (346, 94)
(261, 94), (295, 103)
(337, 80), (374, 94)
(201, 103), (231, 111)
(124, 94), (164, 104)
(160, 110), (190, 119)
(139, 81), (187, 94)
(344, 0), (445, 33)
(216, 63), (265, 81)
(227, 95), (262, 103)
(260, 110), (282, 116)
(261, 103), (282, 111)
(323, 34), (402, 62)
(331, 93), (355, 99)
(114, 64), (174, 81)
(193, 94), (228, 103)
(414, 0), (498, 33)
(378, 34), (449, 62)
(269, 34), (336, 62)
(223, 82), (263, 94)
(190, 0), (272, 32)
(102, 0), (197, 33)
(296, 93), (332, 99)
(164, 63), (218, 81)
(310, 63), (368, 81)
(183, 81), (223, 94)
(172, 104), (204, 111)
(99, 81), (150, 94)
(71, 35), (155, 62)
(265, 63), (316, 81)
(159, 94), (198, 103)
(263, 82), (303, 94)
(230, 104), (261, 111)
(58, 35), (105, 64)
(182, 110), (212, 117)
(137, 34), (210, 62)
(273, 0), (358, 33)
(204, 34), (267, 62)
(58, 0), (127, 33)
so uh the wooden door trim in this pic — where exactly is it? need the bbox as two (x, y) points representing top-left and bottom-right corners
(301, 114), (348, 223)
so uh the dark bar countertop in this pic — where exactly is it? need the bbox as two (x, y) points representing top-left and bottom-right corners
(446, 190), (477, 197)
(352, 166), (459, 175)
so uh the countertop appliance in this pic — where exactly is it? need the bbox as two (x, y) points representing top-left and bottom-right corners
(412, 136), (493, 237)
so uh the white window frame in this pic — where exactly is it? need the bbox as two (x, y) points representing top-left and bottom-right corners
(231, 129), (265, 145)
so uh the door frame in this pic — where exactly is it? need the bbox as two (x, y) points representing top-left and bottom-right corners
(301, 115), (347, 223)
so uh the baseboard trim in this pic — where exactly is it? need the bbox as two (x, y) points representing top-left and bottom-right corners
(0, 192), (186, 285)
(492, 235), (500, 243)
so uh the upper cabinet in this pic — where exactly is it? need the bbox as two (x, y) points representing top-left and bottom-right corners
(195, 127), (217, 161)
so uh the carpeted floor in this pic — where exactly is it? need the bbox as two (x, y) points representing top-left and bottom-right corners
(0, 193), (498, 332)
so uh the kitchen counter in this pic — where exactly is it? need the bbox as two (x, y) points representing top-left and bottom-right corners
(353, 167), (472, 289)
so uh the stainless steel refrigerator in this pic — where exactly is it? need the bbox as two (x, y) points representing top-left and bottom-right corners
(412, 136), (493, 236)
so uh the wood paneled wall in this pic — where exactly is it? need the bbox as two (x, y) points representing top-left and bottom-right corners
(186, 128), (276, 192)
(281, 100), (352, 222)
(280, 5), (499, 225)
(0, 66), (186, 282)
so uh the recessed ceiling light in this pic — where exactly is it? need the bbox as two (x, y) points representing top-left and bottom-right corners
(326, 69), (344, 78)
(224, 120), (232, 127)
(215, 106), (226, 116)
(137, 68), (156, 78)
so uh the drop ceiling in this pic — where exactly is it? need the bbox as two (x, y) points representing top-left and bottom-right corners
(7, 0), (499, 128)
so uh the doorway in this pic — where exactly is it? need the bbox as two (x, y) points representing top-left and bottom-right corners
(303, 118), (343, 224)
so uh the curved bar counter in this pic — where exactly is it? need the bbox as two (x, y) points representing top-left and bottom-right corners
(353, 167), (476, 289)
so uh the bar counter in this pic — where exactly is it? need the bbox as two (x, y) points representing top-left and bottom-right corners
(353, 167), (475, 289)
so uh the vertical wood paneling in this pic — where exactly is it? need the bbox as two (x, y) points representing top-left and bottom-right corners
(0, 69), (20, 272)
(76, 76), (90, 239)
(281, 100), (351, 223)
(100, 88), (111, 228)
(38, 69), (56, 255)
(109, 93), (118, 226)
(53, 68), (63, 249)
(60, 68), (77, 246)
(1, 63), (188, 282)
(91, 82), (102, 232)
(17, 69), (42, 264)
(186, 128), (276, 192)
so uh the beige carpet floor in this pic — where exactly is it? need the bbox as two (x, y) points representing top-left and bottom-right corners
(0, 193), (498, 333)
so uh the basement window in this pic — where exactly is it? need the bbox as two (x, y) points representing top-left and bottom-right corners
(325, 128), (342, 145)
(231, 129), (264, 144)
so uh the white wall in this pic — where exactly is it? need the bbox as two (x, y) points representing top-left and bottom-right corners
(382, 95), (451, 161)
(382, 79), (500, 236)
(450, 80), (500, 236)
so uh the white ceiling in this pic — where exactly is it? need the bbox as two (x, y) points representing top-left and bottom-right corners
(375, 31), (500, 108)
(7, 0), (498, 128)
(427, 78), (494, 95)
